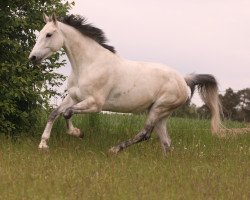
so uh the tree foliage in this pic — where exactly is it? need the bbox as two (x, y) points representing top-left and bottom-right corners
(173, 102), (198, 118)
(0, 0), (73, 134)
(219, 88), (239, 119)
(220, 88), (250, 122)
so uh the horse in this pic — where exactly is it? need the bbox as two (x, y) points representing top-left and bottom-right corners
(29, 13), (222, 155)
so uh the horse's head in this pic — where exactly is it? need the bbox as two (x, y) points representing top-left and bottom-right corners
(29, 13), (64, 65)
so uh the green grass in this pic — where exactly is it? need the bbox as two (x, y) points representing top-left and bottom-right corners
(0, 114), (249, 200)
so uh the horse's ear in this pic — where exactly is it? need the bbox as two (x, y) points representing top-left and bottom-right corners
(52, 13), (57, 26)
(43, 13), (50, 23)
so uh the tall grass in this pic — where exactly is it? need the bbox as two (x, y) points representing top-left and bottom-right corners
(0, 113), (249, 200)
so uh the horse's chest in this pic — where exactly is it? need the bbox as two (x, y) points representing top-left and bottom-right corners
(67, 74), (88, 101)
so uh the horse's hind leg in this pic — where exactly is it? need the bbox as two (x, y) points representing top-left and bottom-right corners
(109, 106), (165, 154)
(154, 118), (171, 155)
(109, 122), (154, 154)
(66, 119), (84, 138)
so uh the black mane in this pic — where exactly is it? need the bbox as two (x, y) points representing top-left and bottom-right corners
(61, 14), (116, 53)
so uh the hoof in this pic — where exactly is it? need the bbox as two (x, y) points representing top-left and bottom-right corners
(38, 141), (49, 150)
(108, 146), (121, 155)
(64, 108), (73, 119)
(159, 141), (172, 156)
(79, 131), (84, 139)
(162, 146), (173, 156)
(68, 128), (84, 138)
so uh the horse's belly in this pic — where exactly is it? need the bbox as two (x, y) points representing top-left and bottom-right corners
(103, 101), (151, 113)
(103, 92), (154, 113)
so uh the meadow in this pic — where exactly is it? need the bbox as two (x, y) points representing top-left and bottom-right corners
(0, 113), (249, 200)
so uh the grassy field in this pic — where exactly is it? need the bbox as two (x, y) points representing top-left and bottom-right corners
(0, 114), (249, 200)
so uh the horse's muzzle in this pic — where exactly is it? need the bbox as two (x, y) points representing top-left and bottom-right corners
(29, 55), (42, 65)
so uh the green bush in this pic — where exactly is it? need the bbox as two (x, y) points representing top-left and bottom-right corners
(0, 0), (74, 135)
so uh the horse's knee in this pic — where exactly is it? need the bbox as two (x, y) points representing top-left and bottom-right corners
(48, 108), (60, 121)
(63, 107), (73, 119)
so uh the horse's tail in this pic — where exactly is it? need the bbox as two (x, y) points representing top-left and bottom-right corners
(184, 74), (222, 135)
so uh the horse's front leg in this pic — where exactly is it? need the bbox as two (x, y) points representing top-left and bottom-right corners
(63, 97), (103, 119)
(39, 95), (76, 149)
(66, 118), (84, 138)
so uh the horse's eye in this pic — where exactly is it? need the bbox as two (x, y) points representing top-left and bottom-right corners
(46, 33), (52, 38)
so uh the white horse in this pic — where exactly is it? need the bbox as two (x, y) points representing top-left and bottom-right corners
(29, 14), (222, 154)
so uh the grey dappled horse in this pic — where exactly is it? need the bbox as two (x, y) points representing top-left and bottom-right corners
(29, 14), (222, 155)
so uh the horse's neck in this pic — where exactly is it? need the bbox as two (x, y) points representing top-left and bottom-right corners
(59, 22), (108, 73)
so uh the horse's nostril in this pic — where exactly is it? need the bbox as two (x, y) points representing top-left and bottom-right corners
(30, 55), (37, 61)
